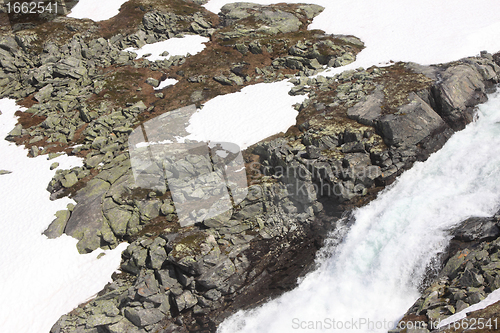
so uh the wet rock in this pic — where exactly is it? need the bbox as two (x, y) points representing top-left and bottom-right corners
(440, 250), (467, 280)
(452, 216), (500, 242)
(433, 63), (488, 130)
(459, 269), (485, 288)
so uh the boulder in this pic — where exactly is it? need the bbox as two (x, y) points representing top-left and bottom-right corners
(44, 210), (71, 239)
(124, 307), (164, 327)
(61, 172), (79, 188)
(174, 290), (198, 311)
(104, 206), (132, 237)
(85, 314), (121, 328)
(34, 84), (53, 102)
(452, 216), (500, 242)
(433, 64), (487, 130)
(145, 78), (159, 88)
(347, 86), (384, 126)
(197, 256), (236, 289)
(459, 269), (485, 288)
(256, 9), (301, 34)
(106, 318), (139, 333)
(53, 57), (87, 79)
(377, 93), (446, 147)
(298, 4), (324, 19)
(220, 3), (317, 34)
(64, 179), (110, 253)
(220, 3), (256, 26)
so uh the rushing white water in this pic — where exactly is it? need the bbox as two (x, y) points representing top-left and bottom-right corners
(218, 90), (500, 333)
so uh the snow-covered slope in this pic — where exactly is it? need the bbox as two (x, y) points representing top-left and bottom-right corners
(0, 100), (128, 333)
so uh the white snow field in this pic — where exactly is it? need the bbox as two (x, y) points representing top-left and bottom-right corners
(156, 78), (179, 90)
(68, 0), (129, 21)
(183, 81), (307, 149)
(125, 35), (210, 61)
(0, 99), (128, 333)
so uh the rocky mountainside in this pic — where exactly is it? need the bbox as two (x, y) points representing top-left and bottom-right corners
(2, 1), (500, 333)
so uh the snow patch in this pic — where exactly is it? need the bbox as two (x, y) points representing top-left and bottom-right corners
(156, 78), (179, 90)
(68, 0), (129, 21)
(125, 36), (209, 61)
(182, 81), (307, 150)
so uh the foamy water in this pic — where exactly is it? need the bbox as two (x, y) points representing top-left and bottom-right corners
(218, 90), (500, 332)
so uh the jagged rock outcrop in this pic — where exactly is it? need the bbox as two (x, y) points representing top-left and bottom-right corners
(50, 179), (327, 333)
(219, 2), (323, 34)
(397, 212), (500, 331)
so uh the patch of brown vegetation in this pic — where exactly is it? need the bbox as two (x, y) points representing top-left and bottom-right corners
(293, 85), (369, 133)
(127, 215), (180, 242)
(15, 18), (98, 53)
(87, 65), (164, 109)
(139, 39), (304, 123)
(98, 0), (218, 39)
(291, 68), (379, 134)
(71, 123), (88, 144)
(374, 62), (434, 114)
(14, 110), (45, 128)
(57, 167), (99, 199)
(17, 94), (39, 108)
(5, 0), (216, 53)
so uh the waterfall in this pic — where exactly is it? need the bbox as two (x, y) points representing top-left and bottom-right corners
(218, 89), (500, 333)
